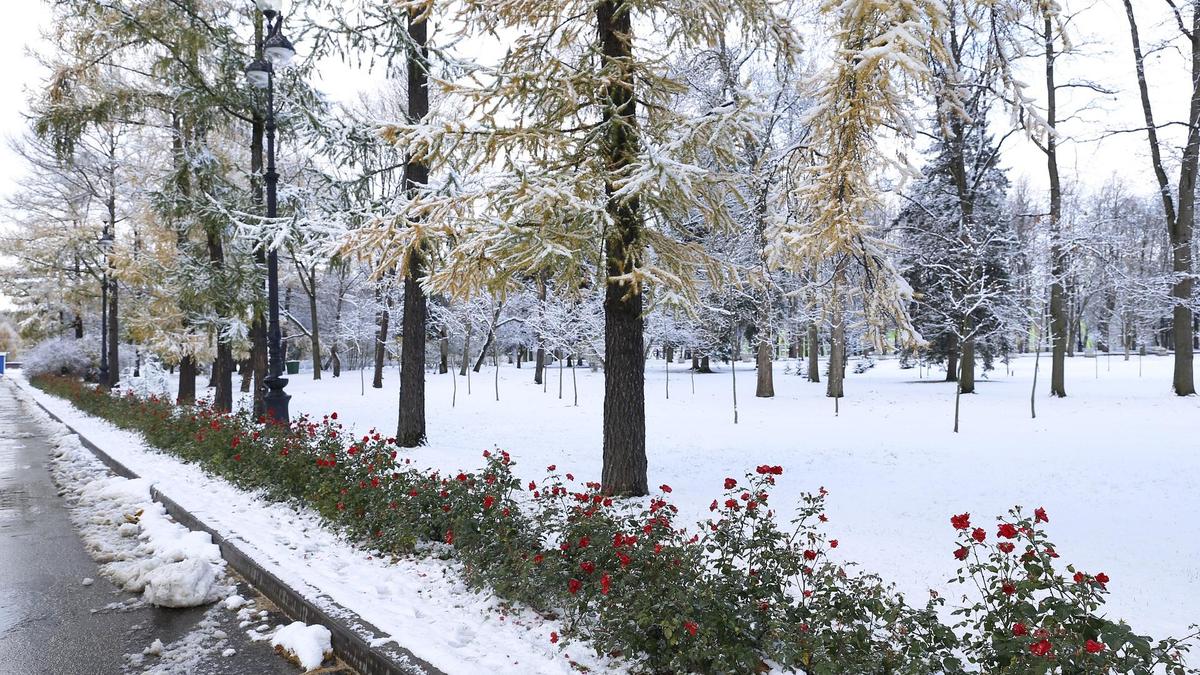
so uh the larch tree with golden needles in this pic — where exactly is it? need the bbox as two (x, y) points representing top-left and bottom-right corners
(771, 0), (948, 406)
(360, 0), (800, 495)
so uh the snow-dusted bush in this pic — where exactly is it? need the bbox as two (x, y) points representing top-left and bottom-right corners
(22, 337), (94, 377)
(119, 358), (172, 399)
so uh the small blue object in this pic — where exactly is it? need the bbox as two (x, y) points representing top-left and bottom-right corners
(0, 353), (7, 376)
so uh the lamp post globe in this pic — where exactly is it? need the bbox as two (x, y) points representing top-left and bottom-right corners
(264, 32), (296, 68)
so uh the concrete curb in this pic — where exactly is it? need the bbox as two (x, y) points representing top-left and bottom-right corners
(27, 392), (444, 675)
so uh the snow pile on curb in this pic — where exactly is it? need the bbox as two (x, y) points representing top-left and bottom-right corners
(24, 390), (230, 608)
(271, 622), (332, 671)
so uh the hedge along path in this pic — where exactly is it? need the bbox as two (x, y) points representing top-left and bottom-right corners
(21, 377), (441, 675)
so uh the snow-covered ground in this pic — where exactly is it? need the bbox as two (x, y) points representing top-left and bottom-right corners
(273, 353), (1199, 638)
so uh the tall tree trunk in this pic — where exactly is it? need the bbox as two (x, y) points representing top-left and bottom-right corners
(207, 228), (233, 412)
(599, 1), (647, 497)
(439, 326), (449, 374)
(830, 273), (849, 398)
(960, 331), (976, 395)
(1122, 0), (1196, 395)
(1045, 15), (1068, 398)
(807, 322), (820, 383)
(107, 278), (120, 389)
(460, 325), (471, 377)
(755, 338), (774, 397)
(396, 7), (430, 447)
(306, 270), (322, 381)
(945, 333), (959, 383)
(240, 357), (253, 393)
(249, 21), (268, 416)
(178, 355), (197, 405)
(372, 278), (390, 389)
(534, 274), (546, 385)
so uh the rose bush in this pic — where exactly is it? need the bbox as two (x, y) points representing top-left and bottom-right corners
(32, 375), (1198, 674)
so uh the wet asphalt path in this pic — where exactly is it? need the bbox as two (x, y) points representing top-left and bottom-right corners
(0, 380), (323, 674)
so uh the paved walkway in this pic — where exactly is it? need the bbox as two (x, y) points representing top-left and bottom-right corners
(0, 380), (310, 674)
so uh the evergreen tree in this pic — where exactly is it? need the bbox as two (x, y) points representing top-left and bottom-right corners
(897, 121), (1015, 394)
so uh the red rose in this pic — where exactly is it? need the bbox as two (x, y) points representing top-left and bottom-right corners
(444, 530), (454, 545)
(618, 552), (631, 567)
(483, 495), (495, 510)
(709, 500), (718, 512)
(1034, 507), (1048, 523)
(600, 574), (611, 595)
(1012, 623), (1027, 636)
(1030, 639), (1052, 657)
(659, 484), (672, 493)
(567, 578), (581, 594)
(998, 542), (1015, 554)
(951, 513), (971, 530)
(724, 478), (737, 489)
(550, 631), (558, 644)
(1002, 581), (1016, 595)
(1074, 571), (1087, 584)
(803, 549), (817, 561)
(829, 539), (838, 548)
(954, 546), (969, 561)
(547, 464), (556, 471)
(683, 621), (697, 636)
(580, 561), (595, 574)
(1095, 572), (1109, 585)
(997, 523), (1019, 539)
(1085, 639), (1105, 653)
(528, 481), (537, 491)
(533, 554), (544, 564)
(579, 536), (590, 549)
(971, 527), (986, 543)
(330, 412), (338, 420)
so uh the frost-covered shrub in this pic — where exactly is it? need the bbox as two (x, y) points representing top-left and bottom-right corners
(22, 337), (94, 377)
(119, 358), (172, 399)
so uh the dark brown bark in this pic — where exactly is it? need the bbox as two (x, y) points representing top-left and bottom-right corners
(396, 8), (430, 447)
(107, 277), (120, 389)
(598, 1), (647, 497)
(249, 49), (268, 417)
(439, 326), (449, 374)
(827, 270), (846, 400)
(1122, 0), (1195, 395)
(1045, 15), (1067, 398)
(372, 278), (390, 389)
(755, 339), (774, 397)
(177, 355), (197, 405)
(806, 322), (820, 383)
(535, 275), (547, 385)
(945, 333), (959, 383)
(960, 334), (976, 394)
(207, 227), (233, 412)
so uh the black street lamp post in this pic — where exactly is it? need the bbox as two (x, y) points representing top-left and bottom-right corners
(246, 0), (296, 424)
(98, 224), (113, 388)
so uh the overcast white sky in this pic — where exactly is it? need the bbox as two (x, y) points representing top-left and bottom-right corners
(0, 0), (1193, 208)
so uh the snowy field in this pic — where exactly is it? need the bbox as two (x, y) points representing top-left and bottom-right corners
(269, 353), (1199, 638)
